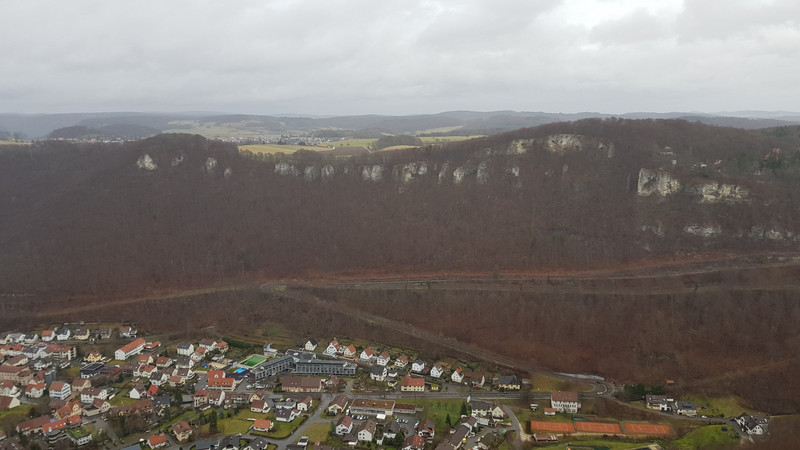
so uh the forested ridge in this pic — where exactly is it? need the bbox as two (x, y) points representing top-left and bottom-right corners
(2, 119), (800, 297)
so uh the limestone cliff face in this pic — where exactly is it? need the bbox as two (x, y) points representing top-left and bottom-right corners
(637, 169), (681, 197)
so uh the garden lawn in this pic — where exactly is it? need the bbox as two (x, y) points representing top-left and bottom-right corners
(671, 425), (740, 449)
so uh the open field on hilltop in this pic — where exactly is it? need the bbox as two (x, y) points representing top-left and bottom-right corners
(329, 138), (375, 147)
(239, 143), (334, 154)
(164, 121), (277, 138)
(419, 135), (484, 143)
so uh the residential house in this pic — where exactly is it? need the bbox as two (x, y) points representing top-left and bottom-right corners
(674, 401), (698, 417)
(144, 340), (162, 351)
(395, 355), (409, 368)
(349, 398), (395, 416)
(198, 339), (217, 351)
(55, 329), (71, 341)
(281, 376), (322, 393)
(72, 329), (90, 341)
(430, 363), (445, 379)
(80, 387), (109, 404)
(208, 390), (226, 407)
(324, 340), (342, 357)
(297, 396), (313, 412)
(263, 342), (278, 357)
(66, 426), (93, 446)
(250, 399), (270, 413)
(358, 419), (377, 442)
(49, 381), (71, 400)
(252, 419), (273, 432)
(4, 354), (28, 366)
(217, 340), (229, 353)
(359, 347), (375, 363)
(41, 330), (55, 342)
(146, 384), (159, 398)
(219, 435), (240, 450)
(208, 370), (235, 390)
(417, 419), (435, 438)
(403, 434), (425, 450)
(327, 395), (349, 415)
(55, 401), (83, 419)
(304, 339), (318, 351)
(497, 375), (521, 390)
(147, 434), (168, 449)
(245, 437), (271, 450)
(370, 365), (388, 382)
(135, 364), (157, 379)
(84, 350), (103, 363)
(71, 378), (91, 393)
(275, 408), (298, 422)
(0, 396), (20, 411)
(193, 389), (209, 408)
(0, 381), (19, 397)
(736, 414), (769, 435)
(646, 395), (672, 411)
(343, 344), (357, 359)
(80, 362), (104, 379)
(155, 356), (173, 368)
(0, 366), (32, 385)
(91, 398), (111, 415)
(401, 376), (425, 392)
(115, 337), (146, 360)
(172, 421), (193, 442)
(411, 360), (426, 373)
(118, 326), (137, 338)
(25, 382), (45, 398)
(551, 391), (580, 413)
(383, 420), (403, 439)
(451, 367), (464, 383)
(138, 354), (155, 365)
(176, 343), (194, 356)
(129, 384), (147, 399)
(376, 352), (391, 366)
(335, 416), (354, 435)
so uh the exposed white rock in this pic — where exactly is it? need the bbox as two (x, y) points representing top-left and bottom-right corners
(508, 165), (519, 177)
(137, 154), (157, 171)
(361, 164), (383, 182)
(692, 183), (750, 204)
(274, 162), (300, 176)
(171, 155), (184, 167)
(438, 163), (449, 184)
(766, 229), (784, 240)
(683, 225), (721, 238)
(304, 165), (319, 182)
(637, 169), (681, 197)
(321, 164), (335, 180)
(476, 161), (490, 184)
(453, 166), (466, 184)
(640, 224), (665, 237)
(545, 134), (582, 154)
(507, 139), (533, 154)
(398, 161), (428, 184)
(205, 157), (217, 174)
(599, 141), (615, 158)
(224, 167), (233, 179)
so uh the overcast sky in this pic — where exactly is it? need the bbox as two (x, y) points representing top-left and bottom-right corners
(2, 0), (799, 115)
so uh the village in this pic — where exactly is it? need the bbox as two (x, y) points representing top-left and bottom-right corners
(0, 325), (770, 450)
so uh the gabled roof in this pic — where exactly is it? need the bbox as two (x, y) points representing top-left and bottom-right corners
(551, 391), (578, 402)
(148, 434), (168, 447)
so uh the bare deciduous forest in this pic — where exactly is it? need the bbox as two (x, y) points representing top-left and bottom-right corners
(2, 118), (800, 415)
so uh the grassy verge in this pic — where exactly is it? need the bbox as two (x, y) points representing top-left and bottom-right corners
(300, 422), (331, 443)
(682, 395), (757, 418)
(530, 373), (592, 393)
(671, 424), (739, 449)
(396, 398), (465, 432)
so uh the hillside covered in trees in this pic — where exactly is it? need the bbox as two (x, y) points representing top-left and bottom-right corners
(2, 119), (800, 297)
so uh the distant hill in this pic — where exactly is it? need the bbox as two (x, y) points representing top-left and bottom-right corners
(2, 110), (800, 138)
(48, 123), (160, 140)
